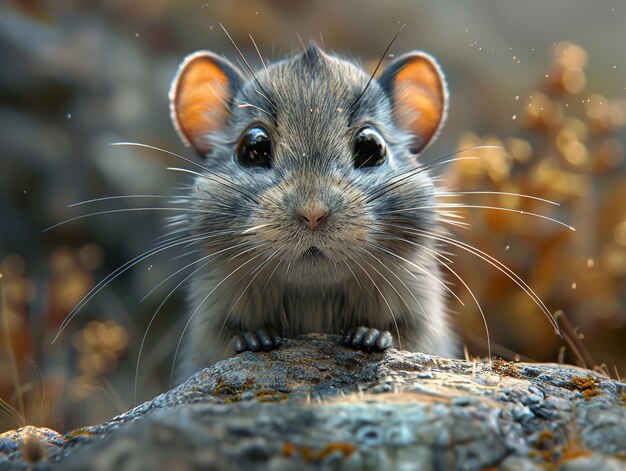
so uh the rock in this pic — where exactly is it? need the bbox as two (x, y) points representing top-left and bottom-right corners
(1, 334), (624, 470)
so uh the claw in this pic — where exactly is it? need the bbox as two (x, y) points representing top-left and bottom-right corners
(344, 326), (393, 353)
(232, 329), (282, 354)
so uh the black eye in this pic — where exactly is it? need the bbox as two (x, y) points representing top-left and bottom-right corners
(354, 126), (387, 169)
(236, 126), (273, 168)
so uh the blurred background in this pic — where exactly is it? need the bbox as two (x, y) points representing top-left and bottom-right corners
(1, 0), (625, 432)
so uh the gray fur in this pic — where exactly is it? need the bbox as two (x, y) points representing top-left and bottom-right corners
(171, 44), (457, 382)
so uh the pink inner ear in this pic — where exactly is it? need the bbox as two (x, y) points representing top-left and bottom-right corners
(171, 55), (231, 155)
(391, 57), (446, 152)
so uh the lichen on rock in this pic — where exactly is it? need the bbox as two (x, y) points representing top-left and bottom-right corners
(1, 335), (624, 470)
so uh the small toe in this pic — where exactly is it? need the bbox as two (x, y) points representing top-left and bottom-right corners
(232, 334), (246, 353)
(362, 328), (381, 350)
(270, 330), (283, 347)
(351, 326), (369, 346)
(244, 332), (260, 352)
(257, 329), (275, 351)
(377, 331), (393, 350)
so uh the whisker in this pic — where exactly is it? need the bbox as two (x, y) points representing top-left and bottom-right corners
(157, 228), (247, 251)
(391, 204), (575, 231)
(43, 207), (235, 232)
(350, 23), (405, 110)
(295, 32), (306, 51)
(153, 226), (189, 242)
(420, 145), (504, 171)
(237, 102), (273, 117)
(436, 210), (466, 220)
(241, 223), (272, 235)
(68, 195), (167, 207)
(110, 142), (208, 172)
(249, 33), (268, 73)
(254, 87), (281, 111)
(67, 195), (236, 213)
(437, 191), (560, 206)
(437, 217), (471, 230)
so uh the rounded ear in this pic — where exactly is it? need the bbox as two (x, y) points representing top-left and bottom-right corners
(169, 51), (245, 157)
(378, 52), (448, 154)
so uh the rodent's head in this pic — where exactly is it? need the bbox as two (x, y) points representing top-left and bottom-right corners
(169, 43), (448, 286)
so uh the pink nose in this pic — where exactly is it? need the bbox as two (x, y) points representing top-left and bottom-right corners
(296, 208), (329, 231)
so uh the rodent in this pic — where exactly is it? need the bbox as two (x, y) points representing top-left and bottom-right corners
(168, 43), (456, 382)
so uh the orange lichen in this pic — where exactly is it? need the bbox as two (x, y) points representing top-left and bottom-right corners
(211, 377), (278, 403)
(212, 383), (237, 397)
(281, 442), (297, 457)
(491, 357), (522, 378)
(254, 390), (287, 402)
(282, 442), (354, 462)
(66, 428), (96, 438)
(529, 449), (554, 462)
(570, 376), (602, 400)
(315, 443), (355, 461)
(531, 429), (556, 462)
(558, 440), (591, 463)
(537, 430), (553, 442)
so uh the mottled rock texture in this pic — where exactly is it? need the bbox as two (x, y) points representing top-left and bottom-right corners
(1, 335), (625, 470)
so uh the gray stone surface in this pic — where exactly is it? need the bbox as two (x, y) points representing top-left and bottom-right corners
(1, 334), (625, 470)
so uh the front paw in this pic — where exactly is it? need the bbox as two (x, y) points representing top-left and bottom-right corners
(232, 329), (283, 354)
(344, 326), (393, 352)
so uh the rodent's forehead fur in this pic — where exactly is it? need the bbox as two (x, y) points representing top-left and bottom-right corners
(228, 44), (403, 172)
